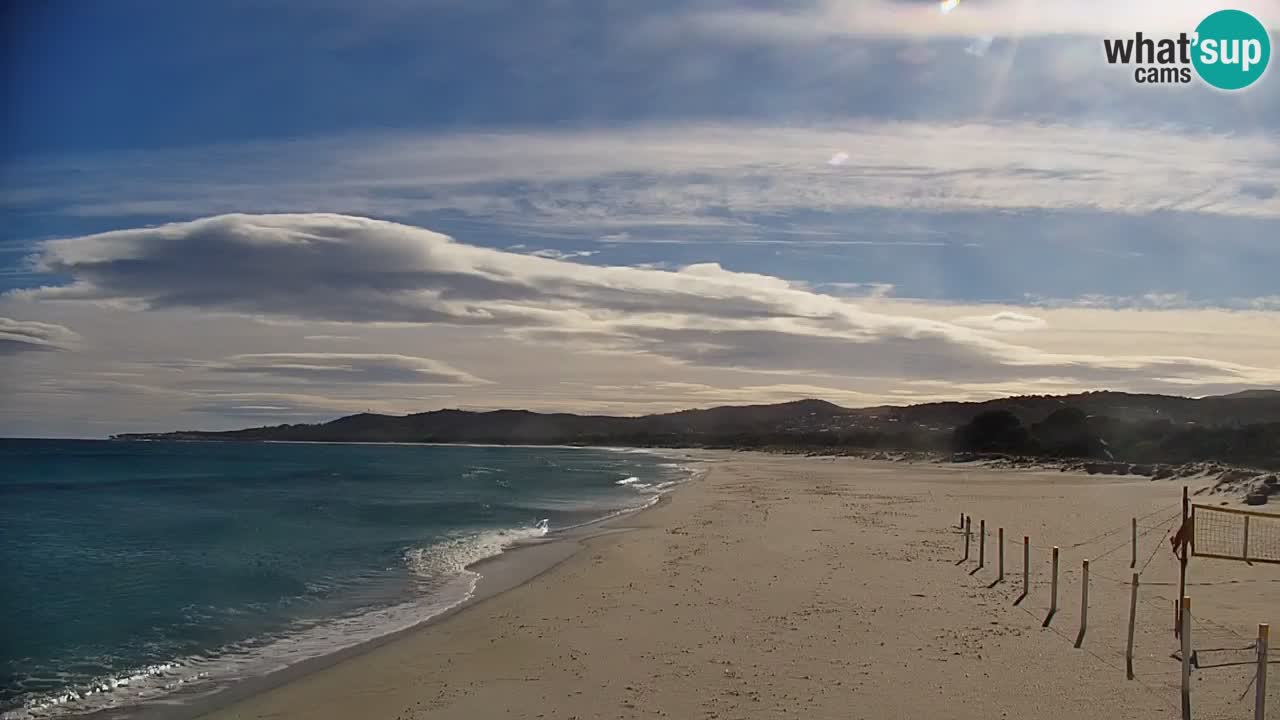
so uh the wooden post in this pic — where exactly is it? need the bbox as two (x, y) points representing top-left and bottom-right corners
(1074, 559), (1090, 648)
(963, 521), (971, 561)
(1243, 515), (1251, 563)
(1126, 573), (1139, 680)
(1051, 547), (1059, 613)
(1022, 537), (1029, 596)
(1043, 545), (1059, 626)
(1257, 624), (1269, 720)
(1131, 517), (1137, 569)
(978, 520), (985, 570)
(997, 527), (1004, 583)
(1177, 487), (1188, 637)
(959, 512), (965, 529)
(1180, 596), (1192, 720)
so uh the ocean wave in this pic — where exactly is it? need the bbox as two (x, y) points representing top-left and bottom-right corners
(2, 452), (702, 720)
(614, 475), (684, 494)
(2, 662), (206, 720)
(459, 465), (504, 481)
(549, 493), (662, 533)
(402, 521), (551, 584)
(2, 523), (554, 720)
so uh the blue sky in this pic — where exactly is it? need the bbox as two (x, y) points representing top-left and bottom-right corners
(2, 0), (1279, 436)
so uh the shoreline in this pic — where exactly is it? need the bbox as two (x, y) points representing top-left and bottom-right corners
(186, 453), (1277, 720)
(79, 479), (690, 720)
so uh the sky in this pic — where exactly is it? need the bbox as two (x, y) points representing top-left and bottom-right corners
(2, 0), (1279, 437)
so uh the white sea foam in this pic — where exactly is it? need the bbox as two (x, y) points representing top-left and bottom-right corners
(3, 523), (554, 720)
(551, 493), (662, 533)
(402, 522), (551, 585)
(4, 457), (703, 720)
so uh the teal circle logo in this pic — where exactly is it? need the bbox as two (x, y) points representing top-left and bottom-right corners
(1192, 10), (1270, 90)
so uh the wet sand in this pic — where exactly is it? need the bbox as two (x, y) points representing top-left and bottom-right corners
(197, 453), (1280, 719)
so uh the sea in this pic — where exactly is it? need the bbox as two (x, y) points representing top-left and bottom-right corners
(0, 439), (696, 719)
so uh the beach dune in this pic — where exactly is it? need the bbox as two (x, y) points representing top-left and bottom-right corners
(200, 454), (1279, 720)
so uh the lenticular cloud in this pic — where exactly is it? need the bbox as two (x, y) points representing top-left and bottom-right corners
(19, 213), (1280, 388)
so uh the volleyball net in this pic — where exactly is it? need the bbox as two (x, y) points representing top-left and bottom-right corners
(1190, 504), (1280, 565)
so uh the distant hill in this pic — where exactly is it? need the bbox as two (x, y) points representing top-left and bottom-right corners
(1209, 389), (1280, 400)
(116, 399), (859, 446)
(114, 391), (1280, 468)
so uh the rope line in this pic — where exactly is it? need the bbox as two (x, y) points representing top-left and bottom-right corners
(954, 502), (1267, 715)
(997, 578), (1182, 714)
(1139, 512), (1182, 574)
(1090, 511), (1182, 565)
(1065, 502), (1182, 550)
(966, 502), (1184, 554)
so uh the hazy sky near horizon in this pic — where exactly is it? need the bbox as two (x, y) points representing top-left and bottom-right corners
(2, 0), (1279, 437)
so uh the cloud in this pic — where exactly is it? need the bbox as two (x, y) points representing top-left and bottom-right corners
(0, 317), (80, 354)
(1022, 293), (1280, 311)
(954, 311), (1047, 332)
(181, 391), (423, 419)
(827, 151), (850, 166)
(211, 352), (490, 386)
(965, 35), (994, 57)
(1240, 182), (1278, 200)
(6, 123), (1279, 235)
(682, 0), (1279, 39)
(812, 282), (896, 299)
(16, 213), (1280, 392)
(526, 248), (599, 260)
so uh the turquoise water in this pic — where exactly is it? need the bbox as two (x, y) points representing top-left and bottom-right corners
(0, 439), (690, 718)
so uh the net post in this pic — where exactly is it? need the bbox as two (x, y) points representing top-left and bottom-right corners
(1257, 624), (1269, 720)
(1074, 559), (1089, 648)
(1243, 515), (1250, 563)
(1126, 572), (1138, 680)
(1189, 503), (1196, 556)
(1180, 596), (1192, 720)
(1177, 487), (1188, 637)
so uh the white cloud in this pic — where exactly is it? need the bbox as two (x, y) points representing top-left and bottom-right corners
(6, 123), (1279, 233)
(0, 317), (81, 354)
(212, 353), (490, 386)
(526, 248), (599, 260)
(1023, 293), (1280, 311)
(181, 391), (438, 419)
(4, 286), (1278, 436)
(954, 311), (1048, 332)
(14, 213), (1280, 394)
(682, 0), (1279, 39)
(965, 35), (994, 57)
(813, 282), (896, 299)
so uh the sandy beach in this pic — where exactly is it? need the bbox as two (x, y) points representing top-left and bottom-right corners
(197, 453), (1279, 720)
